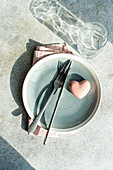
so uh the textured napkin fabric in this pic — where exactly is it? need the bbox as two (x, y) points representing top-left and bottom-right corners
(28, 43), (73, 136)
(32, 43), (73, 65)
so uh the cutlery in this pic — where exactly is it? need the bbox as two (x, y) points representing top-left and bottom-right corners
(28, 60), (71, 132)
(43, 61), (72, 144)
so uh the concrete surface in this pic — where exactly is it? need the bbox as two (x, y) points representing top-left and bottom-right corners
(0, 0), (113, 169)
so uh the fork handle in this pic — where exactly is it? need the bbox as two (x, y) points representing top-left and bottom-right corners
(28, 88), (56, 132)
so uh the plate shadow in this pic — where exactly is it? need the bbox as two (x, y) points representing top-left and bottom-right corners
(10, 39), (60, 131)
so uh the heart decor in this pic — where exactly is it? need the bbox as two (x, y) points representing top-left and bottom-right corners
(69, 80), (91, 99)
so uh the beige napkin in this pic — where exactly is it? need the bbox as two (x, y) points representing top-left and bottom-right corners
(28, 43), (73, 136)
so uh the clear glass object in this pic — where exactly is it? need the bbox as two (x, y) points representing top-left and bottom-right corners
(77, 22), (108, 59)
(30, 1), (108, 59)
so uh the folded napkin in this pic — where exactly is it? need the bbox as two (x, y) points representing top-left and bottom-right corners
(28, 43), (73, 136)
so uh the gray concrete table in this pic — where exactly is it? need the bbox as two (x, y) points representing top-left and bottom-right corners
(0, 0), (113, 169)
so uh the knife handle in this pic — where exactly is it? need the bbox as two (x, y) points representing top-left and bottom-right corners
(43, 86), (63, 144)
(28, 88), (56, 132)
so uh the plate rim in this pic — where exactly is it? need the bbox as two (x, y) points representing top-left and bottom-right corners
(22, 53), (102, 132)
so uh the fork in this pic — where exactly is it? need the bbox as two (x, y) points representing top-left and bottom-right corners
(28, 60), (70, 132)
(43, 61), (72, 144)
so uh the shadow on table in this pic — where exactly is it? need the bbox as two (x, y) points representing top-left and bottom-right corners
(30, 0), (84, 52)
(10, 39), (51, 131)
(0, 136), (34, 169)
(30, 0), (113, 46)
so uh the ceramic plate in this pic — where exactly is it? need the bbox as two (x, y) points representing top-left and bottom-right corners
(22, 53), (101, 132)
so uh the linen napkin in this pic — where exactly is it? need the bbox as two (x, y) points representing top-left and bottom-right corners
(28, 43), (73, 136)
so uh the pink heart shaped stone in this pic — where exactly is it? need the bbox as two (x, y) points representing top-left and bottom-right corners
(69, 80), (91, 99)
